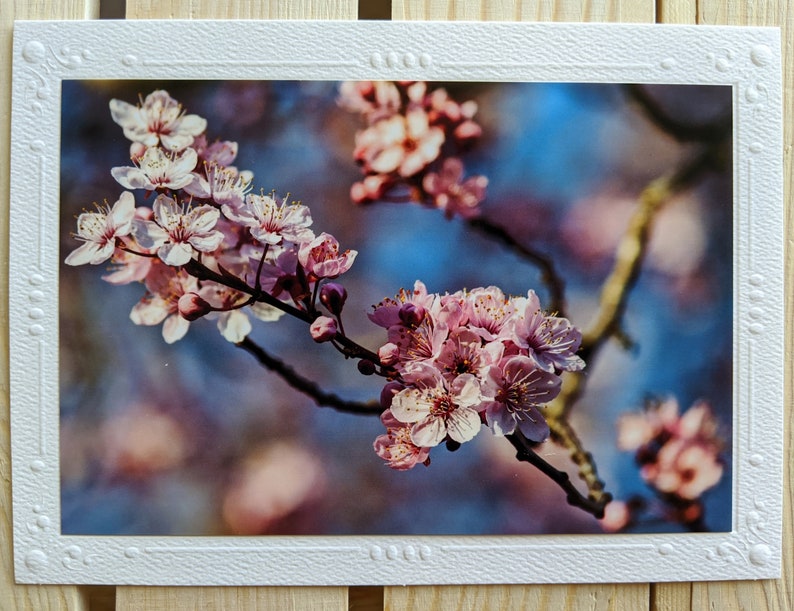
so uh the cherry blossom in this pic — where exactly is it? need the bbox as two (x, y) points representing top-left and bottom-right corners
(617, 398), (725, 501)
(342, 80), (486, 218)
(191, 134), (239, 167)
(129, 264), (198, 343)
(134, 194), (224, 266)
(368, 280), (436, 329)
(65, 191), (136, 266)
(510, 290), (585, 373)
(480, 356), (562, 441)
(648, 437), (723, 500)
(101, 244), (154, 285)
(298, 232), (357, 279)
(227, 192), (314, 246)
(183, 161), (253, 210)
(373, 409), (431, 470)
(435, 328), (501, 383)
(337, 80), (401, 122)
(423, 157), (488, 220)
(460, 285), (516, 342)
(350, 174), (393, 205)
(390, 365), (484, 447)
(112, 146), (198, 192)
(110, 89), (207, 151)
(354, 110), (444, 178)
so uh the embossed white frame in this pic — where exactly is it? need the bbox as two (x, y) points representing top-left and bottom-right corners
(9, 20), (783, 585)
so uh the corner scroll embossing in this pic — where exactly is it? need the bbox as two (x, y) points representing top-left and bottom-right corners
(20, 40), (90, 114)
(706, 499), (771, 567)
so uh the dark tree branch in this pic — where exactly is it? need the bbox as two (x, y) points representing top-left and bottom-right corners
(506, 431), (611, 519)
(468, 217), (567, 316)
(624, 84), (732, 144)
(182, 258), (383, 364)
(235, 337), (383, 416)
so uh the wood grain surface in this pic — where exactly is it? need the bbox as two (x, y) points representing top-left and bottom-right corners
(0, 0), (790, 609)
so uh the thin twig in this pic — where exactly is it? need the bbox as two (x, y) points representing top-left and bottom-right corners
(468, 217), (567, 316)
(182, 258), (383, 364)
(546, 416), (610, 510)
(580, 143), (723, 360)
(235, 337), (383, 416)
(506, 431), (611, 519)
(543, 136), (728, 507)
(624, 84), (731, 144)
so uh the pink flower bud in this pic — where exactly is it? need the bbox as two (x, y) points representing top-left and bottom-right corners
(378, 342), (400, 367)
(178, 292), (213, 321)
(319, 283), (347, 315)
(398, 303), (425, 327)
(600, 501), (631, 532)
(309, 316), (337, 342)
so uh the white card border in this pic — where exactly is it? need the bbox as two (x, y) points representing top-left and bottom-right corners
(9, 19), (783, 585)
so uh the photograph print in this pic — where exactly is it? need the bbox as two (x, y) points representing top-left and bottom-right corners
(59, 78), (734, 537)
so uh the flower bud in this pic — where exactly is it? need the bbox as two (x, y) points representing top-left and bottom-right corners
(378, 342), (400, 367)
(357, 359), (376, 376)
(178, 292), (213, 321)
(398, 303), (425, 327)
(309, 316), (337, 342)
(319, 283), (347, 315)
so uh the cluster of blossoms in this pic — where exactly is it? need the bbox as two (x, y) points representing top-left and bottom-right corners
(339, 81), (488, 219)
(370, 282), (585, 470)
(602, 397), (725, 531)
(66, 90), (357, 345)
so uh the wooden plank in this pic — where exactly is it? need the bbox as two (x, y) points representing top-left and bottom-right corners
(386, 2), (655, 609)
(1, 0), (97, 604)
(656, 0), (696, 23)
(392, 0), (654, 22)
(386, 583), (649, 610)
(691, 4), (793, 611)
(125, 0), (357, 19)
(116, 586), (349, 610)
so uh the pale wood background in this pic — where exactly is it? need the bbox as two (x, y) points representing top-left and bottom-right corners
(0, 0), (790, 609)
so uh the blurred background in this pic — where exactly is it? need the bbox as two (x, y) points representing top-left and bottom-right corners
(59, 79), (733, 536)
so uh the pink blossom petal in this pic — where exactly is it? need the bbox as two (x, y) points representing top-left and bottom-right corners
(162, 313), (190, 344)
(218, 310), (252, 343)
(410, 416), (446, 447)
(445, 408), (482, 443)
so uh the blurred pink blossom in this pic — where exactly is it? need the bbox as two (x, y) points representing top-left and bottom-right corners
(618, 398), (724, 501)
(222, 442), (327, 535)
(100, 404), (190, 478)
(423, 158), (488, 220)
(353, 110), (444, 178)
(600, 501), (631, 532)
